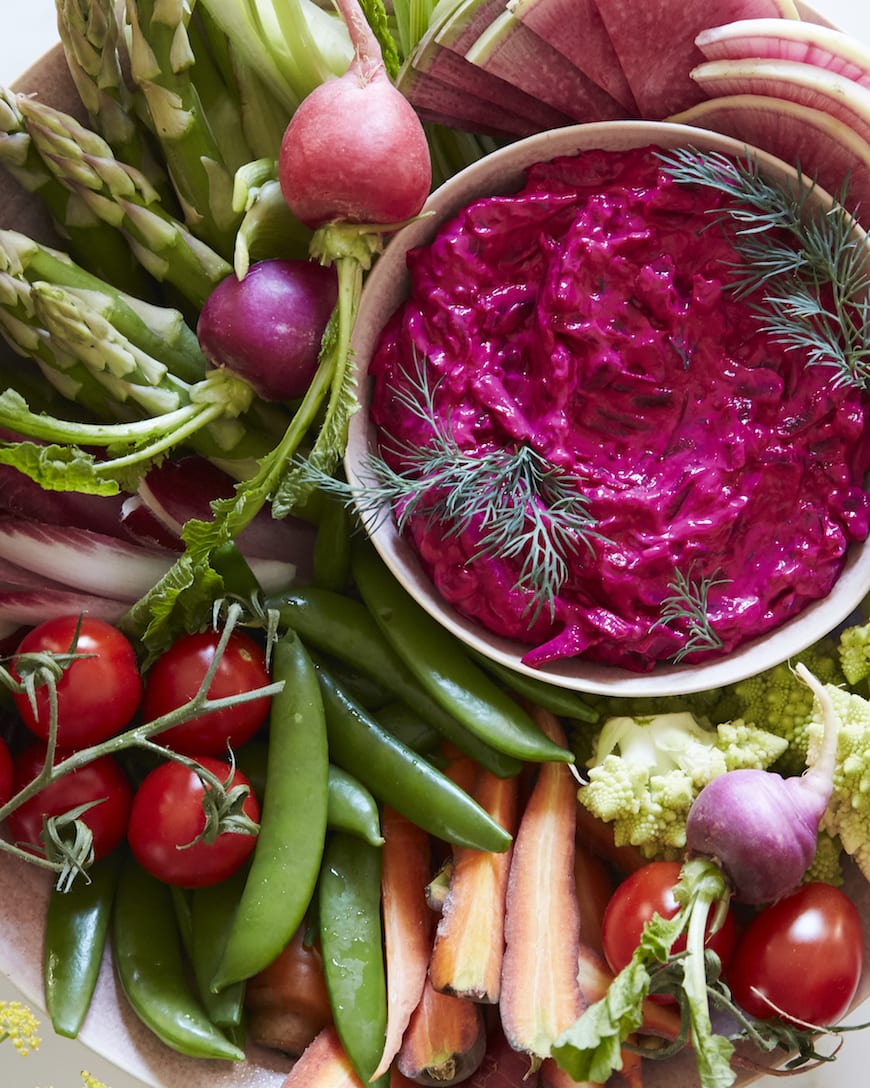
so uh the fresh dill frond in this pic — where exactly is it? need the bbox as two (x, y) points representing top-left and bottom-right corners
(314, 357), (604, 624)
(657, 146), (870, 389)
(653, 566), (729, 663)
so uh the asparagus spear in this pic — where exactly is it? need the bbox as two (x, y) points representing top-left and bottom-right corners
(124, 0), (242, 259)
(0, 88), (156, 296)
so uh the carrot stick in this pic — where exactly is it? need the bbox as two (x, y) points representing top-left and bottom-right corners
(429, 766), (519, 1003)
(576, 943), (681, 1042)
(281, 1025), (364, 1087)
(573, 840), (615, 956)
(499, 707), (585, 1064)
(370, 806), (433, 1080)
(397, 976), (487, 1084)
(539, 1056), (603, 1086)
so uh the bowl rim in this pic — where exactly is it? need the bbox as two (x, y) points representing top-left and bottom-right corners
(345, 119), (870, 696)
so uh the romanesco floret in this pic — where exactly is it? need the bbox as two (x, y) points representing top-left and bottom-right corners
(802, 831), (844, 887)
(838, 619), (870, 688)
(720, 640), (845, 776)
(578, 712), (788, 861)
(806, 684), (870, 881)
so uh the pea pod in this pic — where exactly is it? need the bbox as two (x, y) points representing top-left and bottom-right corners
(468, 648), (599, 723)
(317, 662), (511, 853)
(270, 586), (521, 778)
(318, 832), (388, 1088)
(327, 766), (384, 847)
(374, 701), (444, 759)
(112, 857), (244, 1061)
(44, 852), (121, 1039)
(212, 630), (329, 989)
(351, 543), (574, 765)
(190, 867), (249, 1028)
(312, 493), (352, 591)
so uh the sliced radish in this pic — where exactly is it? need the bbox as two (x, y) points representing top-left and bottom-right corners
(670, 93), (870, 216)
(691, 57), (870, 145)
(593, 0), (800, 119)
(695, 17), (870, 88)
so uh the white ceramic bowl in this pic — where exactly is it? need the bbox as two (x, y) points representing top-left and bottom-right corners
(345, 120), (870, 698)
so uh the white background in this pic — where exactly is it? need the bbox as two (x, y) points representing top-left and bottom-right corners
(3, 1), (870, 1087)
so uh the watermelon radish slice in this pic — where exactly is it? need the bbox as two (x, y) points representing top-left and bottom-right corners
(509, 0), (637, 111)
(593, 0), (800, 119)
(464, 10), (626, 121)
(695, 17), (870, 88)
(670, 94), (870, 216)
(690, 58), (870, 145)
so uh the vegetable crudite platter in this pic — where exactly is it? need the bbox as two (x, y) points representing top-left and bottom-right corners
(5, 3), (870, 1088)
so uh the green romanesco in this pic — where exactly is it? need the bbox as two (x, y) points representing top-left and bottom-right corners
(802, 831), (845, 887)
(806, 684), (870, 881)
(578, 711), (788, 860)
(838, 618), (870, 688)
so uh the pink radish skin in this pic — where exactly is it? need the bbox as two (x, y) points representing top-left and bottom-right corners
(278, 0), (431, 229)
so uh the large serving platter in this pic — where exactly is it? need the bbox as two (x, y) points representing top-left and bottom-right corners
(3, 6), (870, 1088)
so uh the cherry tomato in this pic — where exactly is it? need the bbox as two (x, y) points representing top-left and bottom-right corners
(5, 741), (132, 862)
(0, 736), (13, 809)
(11, 616), (142, 748)
(127, 756), (260, 888)
(602, 861), (737, 984)
(727, 883), (863, 1025)
(142, 629), (271, 756)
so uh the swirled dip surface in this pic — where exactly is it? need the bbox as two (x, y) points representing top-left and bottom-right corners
(369, 146), (870, 671)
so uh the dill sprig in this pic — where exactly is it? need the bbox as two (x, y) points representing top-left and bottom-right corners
(657, 147), (870, 389)
(653, 566), (728, 663)
(337, 359), (604, 623)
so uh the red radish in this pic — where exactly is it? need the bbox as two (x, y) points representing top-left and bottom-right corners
(278, 0), (431, 229)
(197, 259), (338, 402)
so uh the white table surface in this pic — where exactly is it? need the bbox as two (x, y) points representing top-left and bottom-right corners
(4, 1), (870, 1087)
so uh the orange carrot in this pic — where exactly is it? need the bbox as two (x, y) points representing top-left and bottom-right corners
(499, 707), (585, 1063)
(539, 1056), (603, 1086)
(576, 943), (681, 1042)
(246, 924), (332, 1056)
(370, 806), (433, 1081)
(574, 802), (648, 874)
(573, 840), (615, 956)
(281, 1025), (364, 1087)
(429, 766), (519, 1003)
(397, 976), (487, 1084)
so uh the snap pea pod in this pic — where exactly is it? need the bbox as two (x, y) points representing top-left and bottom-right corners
(351, 543), (574, 765)
(316, 662), (511, 853)
(312, 493), (352, 592)
(43, 851), (122, 1039)
(190, 867), (249, 1029)
(112, 857), (244, 1061)
(270, 586), (521, 778)
(374, 701), (444, 758)
(212, 630), (329, 990)
(318, 832), (389, 1088)
(238, 741), (383, 847)
(467, 647), (600, 723)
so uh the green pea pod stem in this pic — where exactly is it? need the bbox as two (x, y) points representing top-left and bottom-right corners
(44, 851), (122, 1039)
(190, 868), (249, 1028)
(212, 631), (329, 990)
(467, 648), (600, 723)
(270, 586), (521, 778)
(327, 766), (384, 847)
(316, 663), (511, 853)
(318, 833), (389, 1088)
(112, 858), (244, 1061)
(351, 544), (574, 765)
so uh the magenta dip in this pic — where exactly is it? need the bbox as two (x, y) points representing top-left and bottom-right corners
(368, 146), (870, 672)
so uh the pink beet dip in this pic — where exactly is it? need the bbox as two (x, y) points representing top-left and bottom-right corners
(368, 146), (870, 672)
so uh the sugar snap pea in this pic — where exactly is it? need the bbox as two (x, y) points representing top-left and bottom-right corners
(318, 832), (389, 1088)
(44, 852), (121, 1039)
(316, 662), (511, 853)
(212, 630), (329, 990)
(312, 493), (352, 591)
(112, 856), (244, 1061)
(270, 586), (521, 778)
(351, 543), (574, 765)
(190, 866), (249, 1028)
(468, 647), (600, 723)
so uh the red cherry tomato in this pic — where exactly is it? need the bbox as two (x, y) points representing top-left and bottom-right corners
(142, 629), (271, 756)
(6, 741), (132, 862)
(602, 861), (737, 986)
(0, 736), (13, 809)
(12, 616), (142, 747)
(127, 756), (260, 888)
(727, 883), (863, 1026)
